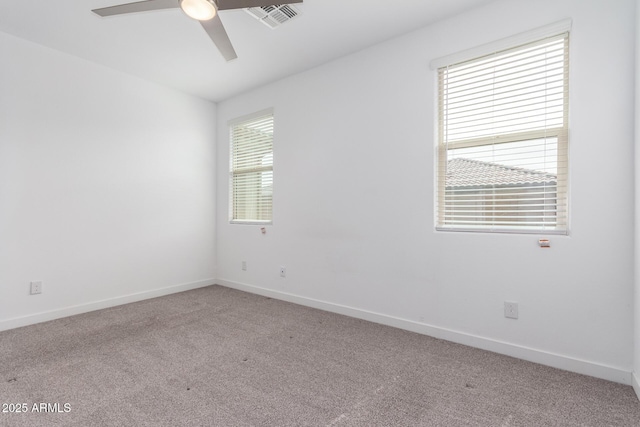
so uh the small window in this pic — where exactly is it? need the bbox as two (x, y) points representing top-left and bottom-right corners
(230, 110), (274, 223)
(436, 33), (569, 234)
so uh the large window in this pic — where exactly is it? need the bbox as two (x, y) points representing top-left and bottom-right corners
(230, 110), (274, 223)
(436, 30), (569, 234)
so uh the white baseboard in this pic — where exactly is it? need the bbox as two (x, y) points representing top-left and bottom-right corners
(217, 278), (632, 386)
(0, 279), (215, 332)
(633, 372), (640, 401)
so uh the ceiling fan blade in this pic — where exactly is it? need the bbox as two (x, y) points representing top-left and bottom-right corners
(213, 0), (302, 11)
(92, 0), (179, 17)
(200, 14), (238, 61)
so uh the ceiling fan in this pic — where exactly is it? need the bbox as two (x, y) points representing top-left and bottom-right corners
(92, 0), (303, 61)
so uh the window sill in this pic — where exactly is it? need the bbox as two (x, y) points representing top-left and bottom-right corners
(230, 220), (273, 226)
(435, 226), (568, 236)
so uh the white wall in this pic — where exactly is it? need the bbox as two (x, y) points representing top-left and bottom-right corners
(217, 0), (637, 384)
(634, 0), (640, 398)
(0, 32), (217, 330)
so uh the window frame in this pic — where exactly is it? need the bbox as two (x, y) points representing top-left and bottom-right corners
(228, 109), (274, 225)
(433, 22), (571, 235)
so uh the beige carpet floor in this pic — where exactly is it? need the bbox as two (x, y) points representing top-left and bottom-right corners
(1, 285), (639, 426)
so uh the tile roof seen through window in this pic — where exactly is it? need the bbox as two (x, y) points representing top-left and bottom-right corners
(446, 158), (557, 188)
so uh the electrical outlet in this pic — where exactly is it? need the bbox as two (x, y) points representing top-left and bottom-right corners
(30, 281), (42, 295)
(279, 266), (286, 278)
(504, 301), (518, 319)
(242, 261), (247, 271)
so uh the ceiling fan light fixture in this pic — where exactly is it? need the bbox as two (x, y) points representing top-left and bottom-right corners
(180, 0), (216, 21)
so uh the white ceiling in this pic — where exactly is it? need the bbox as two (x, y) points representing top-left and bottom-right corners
(0, 0), (495, 102)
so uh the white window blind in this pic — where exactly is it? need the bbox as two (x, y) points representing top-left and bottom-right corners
(230, 110), (274, 223)
(436, 32), (569, 234)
